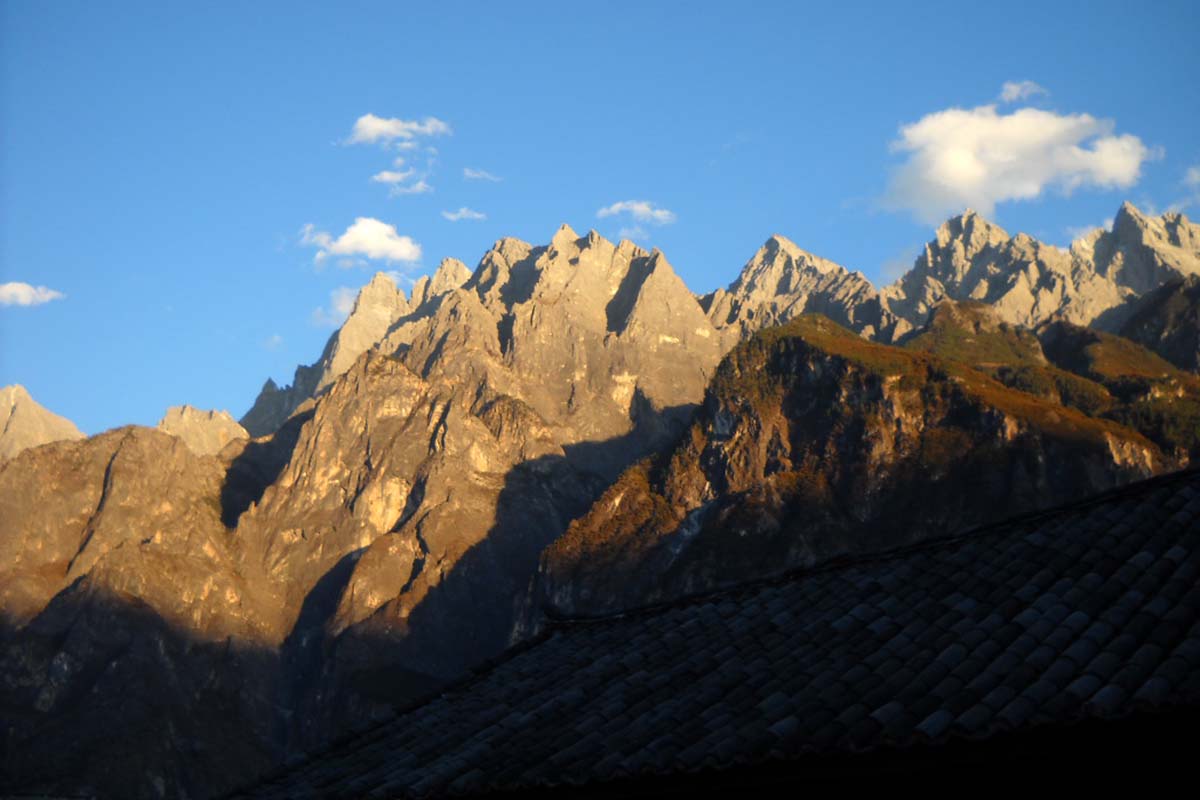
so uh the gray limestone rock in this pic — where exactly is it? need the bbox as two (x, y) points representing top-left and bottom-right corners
(157, 404), (248, 455)
(0, 385), (84, 462)
(706, 234), (906, 345)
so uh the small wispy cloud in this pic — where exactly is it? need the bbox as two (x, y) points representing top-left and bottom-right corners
(618, 225), (649, 242)
(1186, 165), (1200, 189)
(442, 207), (486, 222)
(597, 200), (677, 225)
(371, 164), (416, 184)
(262, 333), (284, 350)
(347, 114), (451, 145)
(463, 167), (502, 182)
(999, 80), (1048, 104)
(300, 218), (422, 265)
(311, 287), (359, 328)
(0, 282), (65, 307)
(387, 179), (433, 196)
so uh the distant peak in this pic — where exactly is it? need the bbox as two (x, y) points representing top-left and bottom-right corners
(764, 233), (799, 252)
(430, 257), (471, 293)
(1115, 200), (1150, 227)
(934, 208), (1008, 247)
(366, 271), (398, 289)
(1, 384), (30, 400)
(550, 223), (579, 247)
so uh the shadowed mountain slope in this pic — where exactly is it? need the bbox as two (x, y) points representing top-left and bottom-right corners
(535, 314), (1168, 619)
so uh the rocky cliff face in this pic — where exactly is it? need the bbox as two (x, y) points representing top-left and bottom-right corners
(2, 206), (1198, 800)
(700, 203), (1200, 350)
(534, 314), (1168, 620)
(1117, 274), (1200, 372)
(0, 427), (282, 799)
(881, 204), (1200, 333)
(235, 225), (723, 742)
(0, 384), (83, 462)
(239, 267), (462, 437)
(157, 404), (248, 455)
(703, 235), (906, 346)
(0, 226), (724, 799)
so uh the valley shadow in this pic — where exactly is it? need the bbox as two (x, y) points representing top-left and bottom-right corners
(0, 586), (283, 800)
(220, 410), (311, 527)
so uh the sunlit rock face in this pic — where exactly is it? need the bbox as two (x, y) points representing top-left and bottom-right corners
(704, 234), (907, 346)
(0, 384), (83, 462)
(157, 404), (247, 455)
(881, 204), (1200, 333)
(2, 204), (1198, 799)
(240, 269), (423, 437)
(534, 314), (1167, 621)
(0, 225), (725, 799)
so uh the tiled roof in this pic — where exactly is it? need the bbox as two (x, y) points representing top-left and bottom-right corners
(238, 470), (1200, 798)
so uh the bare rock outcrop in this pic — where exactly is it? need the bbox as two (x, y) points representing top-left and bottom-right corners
(0, 427), (282, 799)
(3, 206), (1198, 800)
(705, 234), (906, 346)
(240, 269), (452, 437)
(233, 226), (725, 740)
(157, 404), (248, 455)
(534, 314), (1166, 619)
(0, 385), (83, 462)
(881, 204), (1200, 333)
(1116, 274), (1200, 372)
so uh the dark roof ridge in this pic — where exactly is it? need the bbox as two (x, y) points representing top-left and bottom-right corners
(545, 466), (1200, 627)
(231, 467), (1200, 797)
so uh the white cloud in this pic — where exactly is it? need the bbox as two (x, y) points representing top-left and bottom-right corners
(311, 287), (359, 328)
(262, 333), (284, 350)
(347, 114), (451, 145)
(618, 225), (649, 241)
(388, 179), (432, 196)
(999, 80), (1048, 104)
(596, 200), (677, 225)
(371, 168), (416, 184)
(1185, 166), (1200, 189)
(301, 218), (422, 265)
(442, 207), (486, 222)
(463, 167), (502, 182)
(884, 104), (1159, 223)
(0, 282), (65, 307)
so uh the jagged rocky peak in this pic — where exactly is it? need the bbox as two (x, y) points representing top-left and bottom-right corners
(411, 258), (471, 307)
(438, 224), (724, 439)
(882, 206), (1123, 331)
(931, 208), (1011, 254)
(241, 265), (464, 437)
(1092, 202), (1200, 294)
(324, 271), (412, 380)
(707, 233), (903, 344)
(0, 384), (84, 462)
(156, 404), (248, 456)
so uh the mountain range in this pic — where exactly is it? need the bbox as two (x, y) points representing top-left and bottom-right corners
(1, 201), (1198, 799)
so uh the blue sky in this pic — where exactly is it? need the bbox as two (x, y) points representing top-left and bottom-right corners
(2, 0), (1198, 434)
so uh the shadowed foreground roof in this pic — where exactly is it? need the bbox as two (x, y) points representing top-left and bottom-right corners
(238, 470), (1200, 798)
